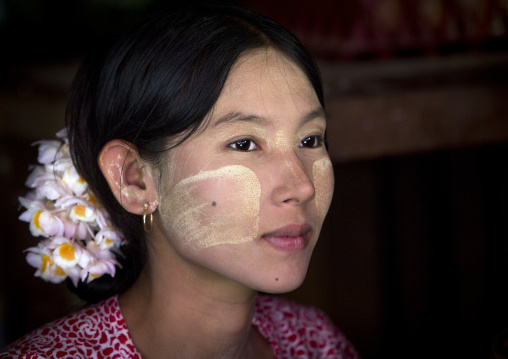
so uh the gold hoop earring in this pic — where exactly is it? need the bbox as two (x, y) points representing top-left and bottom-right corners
(143, 204), (153, 232)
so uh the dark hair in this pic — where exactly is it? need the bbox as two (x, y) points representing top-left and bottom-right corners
(66, 4), (324, 303)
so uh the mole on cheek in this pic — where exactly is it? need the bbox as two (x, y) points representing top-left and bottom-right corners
(163, 165), (261, 249)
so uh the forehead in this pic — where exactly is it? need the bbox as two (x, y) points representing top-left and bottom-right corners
(211, 48), (318, 119)
(226, 49), (311, 92)
(164, 48), (321, 154)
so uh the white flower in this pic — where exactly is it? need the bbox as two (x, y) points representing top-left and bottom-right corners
(25, 165), (45, 190)
(18, 196), (43, 223)
(69, 204), (97, 223)
(80, 241), (119, 282)
(95, 227), (123, 249)
(86, 240), (116, 260)
(95, 207), (112, 229)
(31, 171), (68, 200)
(56, 128), (68, 141)
(30, 210), (65, 238)
(53, 155), (73, 173)
(63, 266), (82, 288)
(62, 166), (88, 196)
(54, 196), (98, 224)
(54, 194), (87, 210)
(51, 237), (84, 269)
(34, 140), (61, 164)
(19, 197), (65, 238)
(26, 242), (67, 284)
(20, 128), (124, 285)
(62, 216), (90, 240)
(83, 259), (117, 283)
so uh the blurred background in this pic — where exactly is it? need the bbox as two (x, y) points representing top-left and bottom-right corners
(1, 0), (507, 358)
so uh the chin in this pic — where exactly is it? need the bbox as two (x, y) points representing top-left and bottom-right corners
(262, 281), (305, 294)
(253, 266), (309, 294)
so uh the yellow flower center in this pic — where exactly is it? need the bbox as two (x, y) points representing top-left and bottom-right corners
(74, 205), (86, 218)
(89, 193), (98, 205)
(34, 210), (42, 230)
(105, 238), (113, 245)
(55, 266), (65, 276)
(77, 176), (86, 184)
(41, 255), (52, 274)
(58, 243), (76, 261)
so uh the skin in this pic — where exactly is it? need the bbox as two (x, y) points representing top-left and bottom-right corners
(160, 164), (261, 249)
(313, 157), (334, 219)
(99, 48), (334, 359)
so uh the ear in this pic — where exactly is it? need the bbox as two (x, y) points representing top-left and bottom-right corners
(98, 140), (159, 215)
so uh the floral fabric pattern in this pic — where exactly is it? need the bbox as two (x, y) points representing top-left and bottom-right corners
(0, 295), (359, 359)
(0, 297), (140, 359)
(254, 295), (360, 358)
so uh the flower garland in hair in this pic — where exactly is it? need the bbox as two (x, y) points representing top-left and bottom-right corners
(18, 128), (123, 287)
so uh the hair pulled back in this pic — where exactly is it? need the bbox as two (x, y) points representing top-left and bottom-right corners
(66, 4), (324, 303)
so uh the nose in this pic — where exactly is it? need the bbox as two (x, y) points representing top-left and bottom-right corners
(270, 150), (315, 206)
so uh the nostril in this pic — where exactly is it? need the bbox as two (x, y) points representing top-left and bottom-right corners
(279, 181), (315, 205)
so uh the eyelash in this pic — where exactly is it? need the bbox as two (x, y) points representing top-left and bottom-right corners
(228, 135), (325, 152)
(299, 135), (325, 149)
(228, 139), (260, 151)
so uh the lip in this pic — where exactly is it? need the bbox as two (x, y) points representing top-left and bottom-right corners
(261, 223), (312, 252)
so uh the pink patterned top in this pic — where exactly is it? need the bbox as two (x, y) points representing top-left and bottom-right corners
(0, 295), (360, 359)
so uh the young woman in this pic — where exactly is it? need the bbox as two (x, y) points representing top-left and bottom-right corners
(1, 5), (360, 359)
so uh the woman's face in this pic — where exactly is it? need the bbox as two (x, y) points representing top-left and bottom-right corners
(155, 48), (334, 293)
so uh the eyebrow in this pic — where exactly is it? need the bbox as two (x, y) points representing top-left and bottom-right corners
(212, 107), (327, 128)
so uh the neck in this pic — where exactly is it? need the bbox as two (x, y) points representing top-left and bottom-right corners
(118, 234), (261, 359)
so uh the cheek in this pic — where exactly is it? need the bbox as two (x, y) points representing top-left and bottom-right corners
(160, 165), (261, 249)
(313, 157), (334, 220)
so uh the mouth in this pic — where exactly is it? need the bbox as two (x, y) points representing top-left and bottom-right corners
(261, 223), (312, 252)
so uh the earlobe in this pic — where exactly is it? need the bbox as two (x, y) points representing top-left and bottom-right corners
(98, 140), (158, 215)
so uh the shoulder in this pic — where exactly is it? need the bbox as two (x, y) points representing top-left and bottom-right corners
(254, 295), (361, 359)
(0, 296), (141, 359)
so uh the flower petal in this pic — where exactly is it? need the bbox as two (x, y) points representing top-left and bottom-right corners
(34, 140), (61, 164)
(38, 211), (65, 237)
(62, 166), (87, 196)
(53, 242), (81, 268)
(69, 204), (96, 223)
(21, 128), (125, 286)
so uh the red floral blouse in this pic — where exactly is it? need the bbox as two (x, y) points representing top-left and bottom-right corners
(0, 295), (360, 358)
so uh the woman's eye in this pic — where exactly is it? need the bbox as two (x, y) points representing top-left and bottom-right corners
(300, 135), (323, 148)
(229, 139), (259, 151)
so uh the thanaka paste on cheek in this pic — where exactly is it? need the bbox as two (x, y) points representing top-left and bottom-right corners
(313, 157), (334, 220)
(161, 165), (261, 249)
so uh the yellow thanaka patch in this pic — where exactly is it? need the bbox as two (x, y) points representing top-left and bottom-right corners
(313, 157), (334, 220)
(161, 165), (261, 249)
